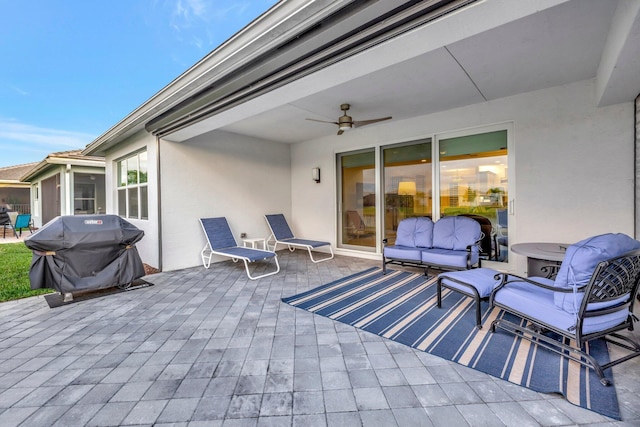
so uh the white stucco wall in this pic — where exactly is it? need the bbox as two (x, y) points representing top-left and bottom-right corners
(159, 130), (291, 271)
(291, 78), (635, 274)
(103, 131), (160, 269)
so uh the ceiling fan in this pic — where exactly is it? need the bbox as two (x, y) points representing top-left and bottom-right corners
(306, 103), (392, 135)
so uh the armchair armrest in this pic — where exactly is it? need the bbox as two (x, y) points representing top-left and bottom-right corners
(466, 231), (485, 253)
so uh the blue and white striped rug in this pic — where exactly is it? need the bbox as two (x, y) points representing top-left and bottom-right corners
(282, 267), (620, 420)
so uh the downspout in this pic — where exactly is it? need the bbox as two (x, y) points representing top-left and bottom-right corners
(156, 135), (163, 271)
(635, 93), (639, 239)
(65, 164), (72, 215)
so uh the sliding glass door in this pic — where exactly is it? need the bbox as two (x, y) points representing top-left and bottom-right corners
(338, 149), (376, 250)
(437, 130), (509, 263)
(382, 140), (432, 244)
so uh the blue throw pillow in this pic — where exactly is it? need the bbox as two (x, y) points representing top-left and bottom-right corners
(554, 233), (640, 313)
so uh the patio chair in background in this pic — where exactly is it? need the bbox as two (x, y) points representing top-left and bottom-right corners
(200, 217), (279, 280)
(496, 208), (508, 259)
(346, 210), (368, 238)
(458, 213), (495, 260)
(3, 212), (33, 238)
(490, 234), (640, 386)
(265, 213), (334, 263)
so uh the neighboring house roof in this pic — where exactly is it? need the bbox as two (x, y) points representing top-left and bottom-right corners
(0, 163), (38, 187)
(0, 163), (39, 182)
(20, 150), (105, 182)
(83, 0), (640, 154)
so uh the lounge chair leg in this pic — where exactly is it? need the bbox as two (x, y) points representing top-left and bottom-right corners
(201, 244), (213, 269)
(306, 246), (334, 263)
(241, 256), (280, 280)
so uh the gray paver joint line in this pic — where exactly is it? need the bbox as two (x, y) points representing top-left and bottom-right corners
(0, 251), (637, 426)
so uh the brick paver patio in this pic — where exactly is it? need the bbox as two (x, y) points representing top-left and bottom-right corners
(0, 250), (639, 426)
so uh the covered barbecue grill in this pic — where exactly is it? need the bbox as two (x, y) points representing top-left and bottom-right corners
(25, 215), (145, 297)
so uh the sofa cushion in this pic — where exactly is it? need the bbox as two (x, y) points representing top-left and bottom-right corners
(384, 245), (422, 262)
(554, 233), (640, 314)
(432, 216), (482, 251)
(421, 248), (477, 269)
(414, 217), (434, 248)
(394, 217), (418, 247)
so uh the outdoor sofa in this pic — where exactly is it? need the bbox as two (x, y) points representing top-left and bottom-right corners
(382, 216), (482, 275)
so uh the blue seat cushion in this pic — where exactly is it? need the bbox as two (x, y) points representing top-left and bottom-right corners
(421, 248), (477, 269)
(280, 238), (328, 248)
(494, 277), (630, 335)
(554, 233), (640, 313)
(216, 246), (276, 262)
(384, 245), (422, 262)
(439, 268), (501, 298)
(432, 216), (481, 251)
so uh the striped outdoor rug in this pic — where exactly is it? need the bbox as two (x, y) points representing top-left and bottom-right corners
(282, 267), (620, 420)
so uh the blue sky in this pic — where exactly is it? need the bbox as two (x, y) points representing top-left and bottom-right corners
(0, 0), (277, 168)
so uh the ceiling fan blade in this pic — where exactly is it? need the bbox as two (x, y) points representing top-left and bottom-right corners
(306, 118), (339, 125)
(353, 117), (392, 128)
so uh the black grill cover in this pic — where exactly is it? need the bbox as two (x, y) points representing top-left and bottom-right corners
(25, 215), (145, 293)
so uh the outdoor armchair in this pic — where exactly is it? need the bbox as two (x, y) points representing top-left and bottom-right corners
(3, 212), (33, 238)
(490, 234), (640, 386)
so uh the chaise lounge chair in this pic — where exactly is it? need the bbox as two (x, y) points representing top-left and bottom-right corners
(346, 210), (368, 238)
(265, 214), (334, 263)
(200, 217), (280, 280)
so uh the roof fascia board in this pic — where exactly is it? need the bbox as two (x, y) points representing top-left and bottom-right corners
(82, 0), (348, 156)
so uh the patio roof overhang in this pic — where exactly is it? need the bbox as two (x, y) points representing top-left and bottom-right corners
(0, 181), (30, 189)
(20, 152), (105, 182)
(83, 0), (640, 154)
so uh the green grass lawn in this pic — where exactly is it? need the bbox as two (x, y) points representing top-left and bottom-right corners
(0, 243), (53, 302)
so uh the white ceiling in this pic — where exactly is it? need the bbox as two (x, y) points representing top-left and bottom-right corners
(171, 0), (638, 145)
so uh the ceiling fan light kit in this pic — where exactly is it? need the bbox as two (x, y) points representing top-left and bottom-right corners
(307, 103), (391, 135)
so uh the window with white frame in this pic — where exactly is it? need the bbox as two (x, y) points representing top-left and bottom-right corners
(117, 151), (148, 220)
